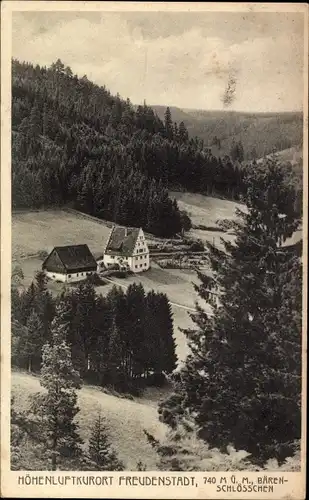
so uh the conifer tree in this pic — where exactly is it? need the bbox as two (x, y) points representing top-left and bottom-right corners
(164, 107), (173, 140)
(159, 157), (302, 465)
(159, 294), (178, 374)
(33, 271), (55, 342)
(86, 414), (124, 471)
(30, 302), (83, 470)
(126, 283), (146, 378)
(24, 311), (45, 372)
(107, 318), (122, 387)
(178, 121), (189, 143)
(29, 104), (41, 138)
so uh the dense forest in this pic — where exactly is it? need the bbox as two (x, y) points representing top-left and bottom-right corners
(11, 272), (177, 394)
(12, 58), (244, 236)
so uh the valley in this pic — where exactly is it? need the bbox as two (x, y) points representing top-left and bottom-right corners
(13, 192), (239, 365)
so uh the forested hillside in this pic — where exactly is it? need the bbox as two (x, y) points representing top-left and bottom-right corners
(152, 106), (303, 160)
(12, 59), (243, 236)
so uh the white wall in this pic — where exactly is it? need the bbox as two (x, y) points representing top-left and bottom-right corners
(45, 271), (67, 282)
(103, 254), (129, 268)
(45, 270), (95, 283)
(130, 253), (150, 272)
(130, 228), (150, 272)
(102, 227), (150, 273)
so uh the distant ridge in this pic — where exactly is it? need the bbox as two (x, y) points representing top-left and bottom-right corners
(137, 104), (303, 160)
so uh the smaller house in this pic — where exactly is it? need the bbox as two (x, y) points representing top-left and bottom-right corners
(42, 244), (97, 283)
(103, 226), (150, 273)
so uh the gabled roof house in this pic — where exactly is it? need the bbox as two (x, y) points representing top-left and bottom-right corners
(103, 226), (150, 273)
(42, 244), (97, 283)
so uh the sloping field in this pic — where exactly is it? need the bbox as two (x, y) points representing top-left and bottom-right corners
(257, 146), (303, 166)
(12, 210), (112, 260)
(12, 371), (167, 470)
(170, 191), (243, 227)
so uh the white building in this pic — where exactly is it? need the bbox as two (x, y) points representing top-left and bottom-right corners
(103, 226), (150, 273)
(42, 244), (97, 283)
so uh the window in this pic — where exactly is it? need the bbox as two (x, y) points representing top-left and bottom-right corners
(68, 274), (71, 278)
(140, 264), (143, 268)
(77, 273), (79, 277)
(52, 274), (55, 278)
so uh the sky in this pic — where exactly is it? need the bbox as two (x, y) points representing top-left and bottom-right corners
(12, 10), (305, 112)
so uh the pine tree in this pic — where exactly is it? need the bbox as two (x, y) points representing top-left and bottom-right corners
(159, 157), (301, 465)
(107, 318), (122, 387)
(29, 104), (41, 138)
(24, 311), (45, 372)
(86, 414), (124, 470)
(164, 107), (173, 140)
(159, 294), (178, 374)
(30, 302), (83, 470)
(50, 58), (65, 74)
(32, 271), (55, 343)
(178, 121), (189, 143)
(126, 283), (146, 378)
(145, 292), (177, 375)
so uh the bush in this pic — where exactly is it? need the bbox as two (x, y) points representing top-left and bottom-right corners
(38, 250), (49, 260)
(110, 270), (129, 278)
(85, 273), (105, 286)
(189, 239), (205, 252)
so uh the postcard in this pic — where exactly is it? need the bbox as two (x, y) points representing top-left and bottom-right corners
(1, 2), (307, 498)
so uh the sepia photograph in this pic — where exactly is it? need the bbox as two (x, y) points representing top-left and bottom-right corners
(1, 2), (307, 498)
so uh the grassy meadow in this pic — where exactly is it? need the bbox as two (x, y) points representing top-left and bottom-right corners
(11, 370), (166, 470)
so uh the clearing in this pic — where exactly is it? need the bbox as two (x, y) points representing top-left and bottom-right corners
(12, 209), (112, 260)
(170, 191), (243, 228)
(12, 370), (167, 470)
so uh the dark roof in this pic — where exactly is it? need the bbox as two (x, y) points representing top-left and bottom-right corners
(44, 244), (97, 272)
(105, 226), (140, 256)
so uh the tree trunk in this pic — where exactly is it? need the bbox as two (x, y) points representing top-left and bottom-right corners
(51, 451), (57, 471)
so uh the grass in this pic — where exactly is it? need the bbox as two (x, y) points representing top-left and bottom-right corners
(170, 191), (243, 227)
(12, 209), (112, 260)
(12, 370), (167, 470)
